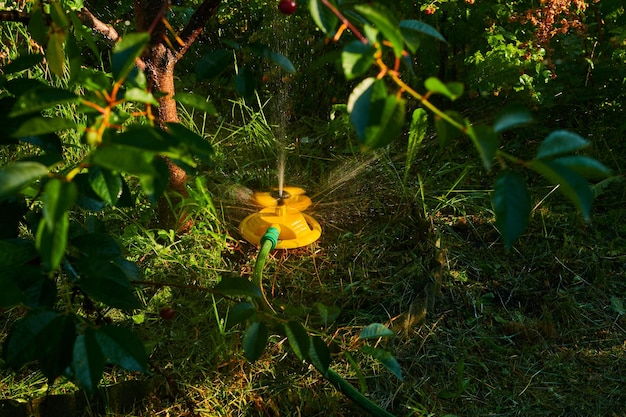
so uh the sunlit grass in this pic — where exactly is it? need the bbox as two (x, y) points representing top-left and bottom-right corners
(2, 83), (626, 417)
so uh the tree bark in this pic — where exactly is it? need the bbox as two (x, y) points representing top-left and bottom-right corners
(133, 0), (222, 233)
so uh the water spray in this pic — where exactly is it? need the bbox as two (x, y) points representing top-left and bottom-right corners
(239, 186), (321, 249)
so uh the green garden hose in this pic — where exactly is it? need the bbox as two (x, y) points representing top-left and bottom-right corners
(252, 226), (280, 313)
(326, 368), (397, 417)
(252, 226), (397, 417)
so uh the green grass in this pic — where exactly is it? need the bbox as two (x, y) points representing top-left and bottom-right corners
(135, 95), (624, 417)
(2, 89), (626, 417)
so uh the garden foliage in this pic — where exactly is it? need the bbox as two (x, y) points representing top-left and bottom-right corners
(0, 0), (616, 403)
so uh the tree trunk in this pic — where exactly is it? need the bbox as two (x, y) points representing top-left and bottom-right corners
(135, 0), (214, 233)
(139, 37), (191, 231)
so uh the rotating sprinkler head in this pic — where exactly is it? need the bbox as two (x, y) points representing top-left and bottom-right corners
(239, 186), (322, 249)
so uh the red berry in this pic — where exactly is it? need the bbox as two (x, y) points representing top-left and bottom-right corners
(159, 306), (176, 320)
(425, 6), (435, 15)
(278, 0), (297, 15)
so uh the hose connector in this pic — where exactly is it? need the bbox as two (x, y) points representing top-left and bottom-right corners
(260, 225), (281, 250)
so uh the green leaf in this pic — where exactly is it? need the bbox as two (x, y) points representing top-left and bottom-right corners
(248, 43), (297, 74)
(36, 213), (69, 272)
(68, 10), (99, 57)
(308, 0), (339, 36)
(36, 179), (76, 271)
(124, 88), (158, 106)
(0, 273), (24, 307)
(4, 78), (48, 97)
(0, 239), (37, 269)
(88, 167), (122, 206)
(314, 302), (340, 326)
(283, 321), (310, 361)
(11, 116), (76, 137)
(50, 2), (70, 28)
(20, 133), (63, 157)
(195, 49), (233, 80)
(38, 314), (77, 382)
(74, 173), (106, 211)
(269, 51), (296, 74)
(139, 157), (170, 203)
(66, 30), (83, 84)
(166, 122), (213, 162)
(399, 20), (446, 52)
(359, 323), (395, 339)
(3, 310), (57, 368)
(42, 179), (78, 230)
(348, 77), (376, 139)
(467, 124), (499, 170)
(552, 156), (611, 179)
(20, 267), (57, 309)
(342, 41), (376, 81)
(435, 111), (467, 149)
(0, 162), (48, 201)
(362, 24), (380, 45)
(492, 170), (531, 248)
(46, 32), (65, 78)
(243, 321), (268, 362)
(215, 276), (263, 299)
(354, 4), (404, 58)
(108, 125), (174, 153)
(528, 159), (594, 220)
(536, 130), (589, 159)
(112, 258), (142, 282)
(3, 53), (44, 74)
(72, 232), (123, 259)
(47, 32), (67, 79)
(71, 329), (105, 394)
(174, 92), (217, 116)
(226, 302), (256, 329)
(27, 6), (47, 45)
(493, 104), (532, 133)
(424, 77), (464, 101)
(9, 86), (79, 117)
(95, 325), (148, 372)
(91, 145), (157, 176)
(75, 68), (112, 92)
(365, 94), (405, 150)
(360, 345), (403, 381)
(3, 309), (75, 381)
(235, 68), (257, 97)
(75, 257), (142, 310)
(111, 33), (150, 82)
(116, 177), (135, 208)
(308, 336), (331, 376)
(347, 78), (405, 150)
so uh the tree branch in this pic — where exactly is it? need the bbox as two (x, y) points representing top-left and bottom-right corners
(176, 0), (222, 60)
(79, 7), (120, 43)
(0, 7), (120, 44)
(0, 10), (30, 23)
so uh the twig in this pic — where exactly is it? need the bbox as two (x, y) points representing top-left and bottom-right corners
(79, 7), (120, 43)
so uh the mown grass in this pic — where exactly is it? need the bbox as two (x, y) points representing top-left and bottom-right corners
(1, 87), (625, 417)
(105, 93), (625, 417)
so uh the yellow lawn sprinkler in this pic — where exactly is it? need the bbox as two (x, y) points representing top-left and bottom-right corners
(239, 186), (322, 249)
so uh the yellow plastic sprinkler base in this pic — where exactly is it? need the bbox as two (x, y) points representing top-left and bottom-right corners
(239, 186), (322, 249)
